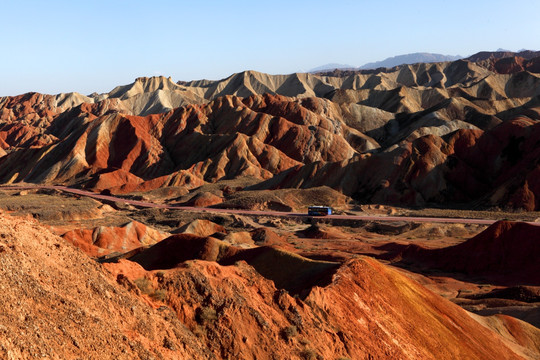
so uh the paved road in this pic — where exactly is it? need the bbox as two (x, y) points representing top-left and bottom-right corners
(1, 184), (538, 226)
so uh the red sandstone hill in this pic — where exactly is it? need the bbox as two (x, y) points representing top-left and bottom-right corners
(60, 221), (169, 257)
(0, 94), (358, 190)
(474, 56), (540, 75)
(97, 227), (540, 359)
(0, 211), (213, 359)
(252, 116), (540, 210)
(117, 233), (339, 296)
(466, 50), (540, 62)
(1, 59), (540, 210)
(384, 221), (540, 285)
(2, 205), (540, 358)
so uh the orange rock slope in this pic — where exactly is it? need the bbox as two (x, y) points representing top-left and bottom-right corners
(384, 221), (540, 285)
(1, 208), (539, 359)
(0, 211), (211, 359)
(60, 220), (169, 257)
(105, 231), (539, 359)
(255, 116), (540, 209)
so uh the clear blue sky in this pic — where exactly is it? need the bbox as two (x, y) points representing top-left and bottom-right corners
(2, 0), (539, 96)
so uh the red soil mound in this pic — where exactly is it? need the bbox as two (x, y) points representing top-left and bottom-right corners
(123, 233), (338, 295)
(296, 224), (348, 239)
(182, 191), (223, 207)
(176, 219), (226, 237)
(391, 221), (540, 284)
(0, 212), (212, 359)
(470, 53), (540, 74)
(464, 286), (540, 303)
(250, 227), (288, 246)
(110, 255), (531, 359)
(61, 221), (168, 257)
(127, 234), (233, 270)
(220, 246), (338, 295)
(0, 92), (59, 122)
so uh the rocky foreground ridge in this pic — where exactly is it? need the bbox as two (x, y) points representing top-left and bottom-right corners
(1, 52), (540, 209)
(1, 211), (538, 359)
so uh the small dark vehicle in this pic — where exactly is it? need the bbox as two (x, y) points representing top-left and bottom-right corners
(307, 206), (332, 216)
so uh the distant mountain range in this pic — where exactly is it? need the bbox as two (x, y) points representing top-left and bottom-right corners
(309, 52), (462, 72)
(310, 50), (540, 73)
(359, 52), (462, 69)
(308, 63), (356, 72)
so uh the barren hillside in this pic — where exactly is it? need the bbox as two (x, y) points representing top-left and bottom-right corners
(1, 55), (540, 211)
(0, 211), (536, 359)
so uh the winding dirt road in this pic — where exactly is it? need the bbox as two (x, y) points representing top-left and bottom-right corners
(1, 184), (538, 226)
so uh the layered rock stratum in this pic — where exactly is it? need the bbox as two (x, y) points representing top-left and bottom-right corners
(1, 53), (540, 211)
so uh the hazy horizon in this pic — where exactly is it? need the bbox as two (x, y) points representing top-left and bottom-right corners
(2, 0), (539, 96)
